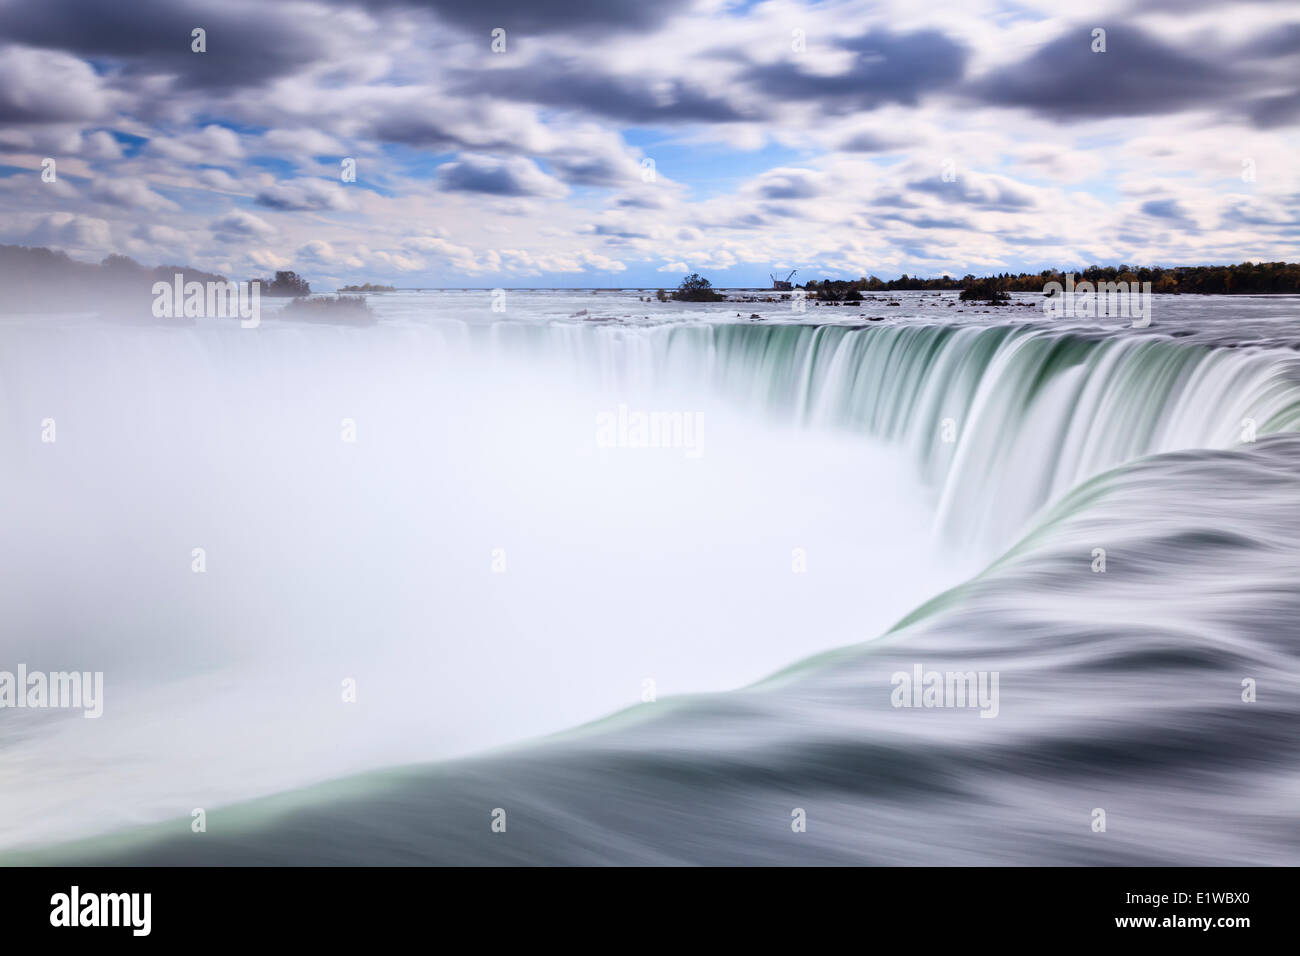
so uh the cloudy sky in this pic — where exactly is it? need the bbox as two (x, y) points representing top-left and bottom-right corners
(1, 0), (1297, 288)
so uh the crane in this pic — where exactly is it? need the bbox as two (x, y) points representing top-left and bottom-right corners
(770, 269), (797, 291)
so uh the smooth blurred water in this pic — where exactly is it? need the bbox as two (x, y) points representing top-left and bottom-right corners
(2, 290), (1298, 864)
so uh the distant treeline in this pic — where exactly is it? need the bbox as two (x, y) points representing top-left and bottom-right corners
(804, 262), (1300, 299)
(0, 245), (229, 312)
(0, 245), (315, 312)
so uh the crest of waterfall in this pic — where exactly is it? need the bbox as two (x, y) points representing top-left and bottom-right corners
(445, 319), (1300, 546)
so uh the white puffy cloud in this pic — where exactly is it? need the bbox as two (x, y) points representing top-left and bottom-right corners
(25, 211), (112, 250)
(0, 0), (1293, 285)
(0, 45), (112, 123)
(90, 177), (179, 211)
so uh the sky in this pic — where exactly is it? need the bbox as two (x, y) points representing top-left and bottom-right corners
(0, 0), (1298, 288)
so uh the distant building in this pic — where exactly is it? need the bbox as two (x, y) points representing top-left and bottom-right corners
(771, 269), (796, 291)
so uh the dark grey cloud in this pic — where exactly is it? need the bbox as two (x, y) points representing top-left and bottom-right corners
(971, 26), (1248, 120)
(453, 60), (748, 124)
(254, 181), (351, 212)
(342, 0), (692, 35)
(0, 0), (329, 90)
(1140, 198), (1198, 231)
(546, 155), (633, 187)
(838, 131), (906, 153)
(1252, 21), (1300, 56)
(1245, 90), (1300, 128)
(434, 155), (565, 197)
(743, 28), (969, 113)
(367, 113), (467, 151)
(1141, 199), (1190, 220)
(363, 104), (532, 154)
(1221, 198), (1300, 228)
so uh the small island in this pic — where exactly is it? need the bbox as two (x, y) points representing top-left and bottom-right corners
(670, 273), (725, 302)
(958, 280), (1011, 304)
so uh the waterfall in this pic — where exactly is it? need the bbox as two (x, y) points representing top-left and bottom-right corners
(3, 302), (1299, 862)
(456, 318), (1300, 545)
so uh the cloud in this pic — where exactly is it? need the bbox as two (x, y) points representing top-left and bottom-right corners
(0, 0), (333, 91)
(1246, 90), (1300, 129)
(1140, 198), (1198, 230)
(581, 251), (625, 272)
(435, 154), (568, 197)
(25, 211), (112, 249)
(370, 249), (424, 271)
(752, 168), (824, 200)
(876, 212), (973, 231)
(970, 26), (1248, 121)
(353, 0), (692, 35)
(198, 168), (244, 192)
(909, 173), (1036, 211)
(258, 129), (347, 156)
(838, 130), (905, 153)
(1221, 197), (1300, 228)
(248, 248), (293, 270)
(211, 210), (276, 239)
(362, 96), (545, 153)
(0, 44), (111, 123)
(133, 223), (189, 245)
(148, 125), (244, 163)
(742, 28), (969, 113)
(0, 0), (1294, 284)
(402, 235), (479, 272)
(545, 148), (643, 188)
(458, 59), (747, 124)
(610, 189), (672, 210)
(90, 178), (179, 211)
(255, 179), (353, 211)
(82, 130), (124, 159)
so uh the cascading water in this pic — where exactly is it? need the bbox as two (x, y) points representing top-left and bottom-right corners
(509, 320), (1300, 547)
(3, 290), (1299, 864)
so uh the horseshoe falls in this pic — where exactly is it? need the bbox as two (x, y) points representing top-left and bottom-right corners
(2, 291), (1299, 865)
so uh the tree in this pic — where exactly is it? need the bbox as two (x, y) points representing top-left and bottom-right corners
(671, 273), (723, 302)
(959, 279), (1010, 304)
(101, 254), (143, 272)
(264, 270), (311, 297)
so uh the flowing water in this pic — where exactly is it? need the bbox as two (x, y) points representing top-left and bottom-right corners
(1, 290), (1298, 864)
